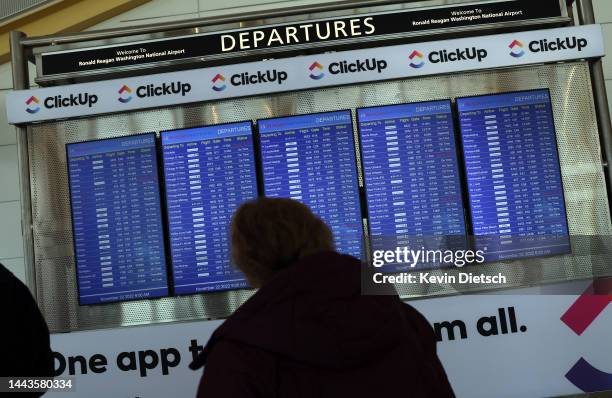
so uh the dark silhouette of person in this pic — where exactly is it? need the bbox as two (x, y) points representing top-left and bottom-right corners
(0, 263), (54, 397)
(191, 198), (455, 397)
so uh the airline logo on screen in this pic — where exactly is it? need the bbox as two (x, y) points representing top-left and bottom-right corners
(211, 70), (288, 92)
(308, 62), (325, 80)
(212, 74), (227, 91)
(24, 92), (98, 113)
(25, 96), (40, 114)
(509, 40), (525, 58)
(561, 278), (612, 392)
(118, 84), (133, 103)
(409, 50), (425, 68)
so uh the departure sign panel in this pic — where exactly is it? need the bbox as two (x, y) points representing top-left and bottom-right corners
(161, 122), (257, 294)
(67, 134), (169, 305)
(457, 90), (570, 261)
(357, 101), (466, 270)
(258, 111), (363, 258)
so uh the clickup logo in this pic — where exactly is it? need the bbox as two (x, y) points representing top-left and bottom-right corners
(309, 62), (325, 80)
(26, 92), (97, 112)
(530, 36), (588, 53)
(212, 74), (227, 91)
(213, 70), (288, 91)
(562, 278), (612, 392)
(409, 50), (425, 68)
(118, 84), (133, 103)
(25, 96), (40, 114)
(509, 40), (525, 58)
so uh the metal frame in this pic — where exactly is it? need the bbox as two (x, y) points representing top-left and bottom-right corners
(577, 0), (612, 218)
(28, 61), (610, 333)
(6, 0), (611, 317)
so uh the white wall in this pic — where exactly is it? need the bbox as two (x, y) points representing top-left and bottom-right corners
(0, 60), (35, 283)
(89, 0), (343, 29)
(2, 0), (612, 285)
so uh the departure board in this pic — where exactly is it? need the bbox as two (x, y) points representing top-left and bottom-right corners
(67, 134), (169, 305)
(258, 111), (363, 258)
(357, 101), (467, 270)
(161, 122), (257, 294)
(457, 90), (570, 261)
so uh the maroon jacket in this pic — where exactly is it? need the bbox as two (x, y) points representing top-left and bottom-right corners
(191, 251), (454, 398)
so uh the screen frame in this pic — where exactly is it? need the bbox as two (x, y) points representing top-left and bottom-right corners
(355, 99), (470, 269)
(159, 120), (259, 297)
(454, 88), (572, 262)
(65, 132), (171, 306)
(255, 109), (367, 258)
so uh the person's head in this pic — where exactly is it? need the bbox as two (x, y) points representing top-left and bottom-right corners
(230, 198), (335, 287)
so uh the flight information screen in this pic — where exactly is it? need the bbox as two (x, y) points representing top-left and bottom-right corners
(258, 111), (363, 258)
(357, 101), (467, 270)
(67, 134), (169, 305)
(457, 90), (570, 261)
(161, 122), (257, 294)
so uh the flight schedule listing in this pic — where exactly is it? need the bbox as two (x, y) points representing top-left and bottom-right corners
(457, 90), (570, 261)
(67, 134), (169, 305)
(357, 101), (467, 270)
(161, 122), (257, 294)
(258, 111), (363, 258)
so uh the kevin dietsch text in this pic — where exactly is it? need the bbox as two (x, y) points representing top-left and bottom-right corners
(373, 272), (507, 285)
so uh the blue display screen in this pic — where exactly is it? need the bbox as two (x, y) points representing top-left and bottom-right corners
(161, 122), (257, 294)
(67, 134), (169, 305)
(457, 90), (570, 261)
(258, 111), (363, 258)
(357, 101), (467, 270)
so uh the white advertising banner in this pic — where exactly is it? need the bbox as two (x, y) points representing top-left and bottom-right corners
(46, 282), (612, 398)
(6, 24), (605, 124)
